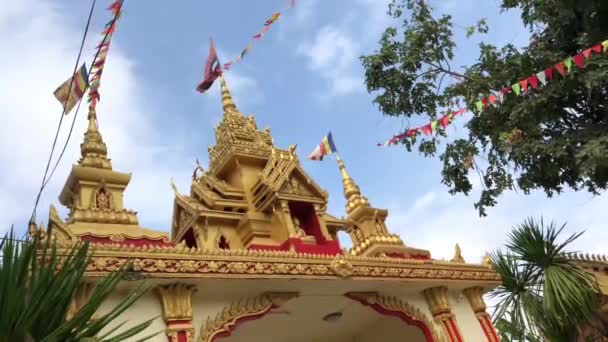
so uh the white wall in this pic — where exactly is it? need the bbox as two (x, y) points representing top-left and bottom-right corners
(449, 291), (486, 341)
(97, 288), (168, 342)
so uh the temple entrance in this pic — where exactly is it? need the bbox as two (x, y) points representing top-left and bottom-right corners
(213, 295), (431, 342)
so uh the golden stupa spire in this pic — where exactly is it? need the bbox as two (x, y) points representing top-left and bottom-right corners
(220, 74), (238, 113)
(336, 155), (370, 214)
(78, 107), (112, 169)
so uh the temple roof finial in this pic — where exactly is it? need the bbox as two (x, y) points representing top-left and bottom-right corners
(336, 155), (370, 214)
(78, 107), (112, 169)
(220, 74), (237, 113)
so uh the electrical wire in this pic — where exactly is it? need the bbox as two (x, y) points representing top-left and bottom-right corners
(42, 0), (126, 192)
(28, 0), (98, 226)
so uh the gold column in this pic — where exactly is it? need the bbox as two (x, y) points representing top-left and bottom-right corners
(157, 283), (197, 342)
(463, 287), (499, 341)
(422, 286), (463, 341)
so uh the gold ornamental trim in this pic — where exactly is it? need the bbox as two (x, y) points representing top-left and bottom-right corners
(347, 292), (445, 342)
(82, 251), (501, 283)
(199, 292), (298, 342)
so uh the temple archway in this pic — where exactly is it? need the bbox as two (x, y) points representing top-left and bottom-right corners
(201, 294), (437, 342)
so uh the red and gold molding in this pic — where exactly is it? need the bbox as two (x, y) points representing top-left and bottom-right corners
(423, 287), (464, 342)
(199, 293), (298, 342)
(157, 283), (197, 342)
(346, 292), (441, 342)
(463, 287), (500, 342)
(166, 320), (194, 342)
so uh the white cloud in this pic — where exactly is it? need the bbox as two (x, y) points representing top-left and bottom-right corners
(0, 0), (195, 232)
(294, 0), (319, 27)
(297, 25), (364, 97)
(385, 184), (608, 263)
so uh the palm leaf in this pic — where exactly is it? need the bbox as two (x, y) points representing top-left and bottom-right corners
(0, 229), (157, 341)
(490, 217), (603, 340)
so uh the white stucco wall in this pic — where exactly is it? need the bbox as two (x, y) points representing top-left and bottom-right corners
(449, 291), (486, 341)
(97, 288), (168, 342)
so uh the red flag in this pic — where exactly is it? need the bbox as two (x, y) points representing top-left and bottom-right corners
(582, 48), (592, 59)
(421, 124), (432, 135)
(253, 33), (263, 39)
(407, 128), (417, 137)
(545, 67), (554, 80)
(519, 79), (529, 93)
(501, 87), (511, 95)
(592, 44), (603, 54)
(554, 62), (566, 76)
(528, 74), (539, 89)
(108, 0), (122, 14)
(573, 53), (584, 68)
(438, 115), (450, 128)
(196, 38), (223, 93)
(488, 94), (497, 104)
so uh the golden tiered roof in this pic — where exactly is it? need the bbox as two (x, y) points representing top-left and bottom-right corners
(42, 76), (500, 286)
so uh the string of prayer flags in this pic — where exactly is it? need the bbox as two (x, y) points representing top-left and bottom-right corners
(220, 0), (296, 72)
(309, 132), (338, 161)
(377, 38), (608, 147)
(53, 64), (90, 115)
(87, 0), (124, 110)
(196, 38), (222, 93)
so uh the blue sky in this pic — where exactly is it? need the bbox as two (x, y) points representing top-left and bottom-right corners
(1, 0), (606, 261)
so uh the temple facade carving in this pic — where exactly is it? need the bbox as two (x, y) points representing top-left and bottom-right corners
(43, 75), (503, 341)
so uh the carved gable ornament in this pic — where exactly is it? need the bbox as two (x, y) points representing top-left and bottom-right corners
(279, 169), (326, 199)
(280, 175), (314, 197)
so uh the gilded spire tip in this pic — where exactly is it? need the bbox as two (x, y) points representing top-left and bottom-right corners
(336, 156), (369, 214)
(220, 74), (237, 113)
(78, 107), (112, 169)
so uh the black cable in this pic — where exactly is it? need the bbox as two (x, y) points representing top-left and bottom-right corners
(29, 0), (98, 226)
(42, 0), (126, 191)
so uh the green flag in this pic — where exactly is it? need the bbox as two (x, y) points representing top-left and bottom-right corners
(431, 120), (438, 131)
(564, 57), (573, 72)
(475, 101), (483, 112)
(512, 83), (521, 96)
(602, 40), (608, 52)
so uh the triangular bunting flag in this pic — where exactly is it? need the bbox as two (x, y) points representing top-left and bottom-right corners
(475, 101), (483, 112)
(545, 67), (554, 80)
(512, 83), (521, 96)
(592, 44), (603, 54)
(536, 71), (547, 86)
(554, 62), (566, 76)
(564, 57), (573, 72)
(488, 94), (497, 104)
(407, 129), (417, 137)
(501, 87), (511, 95)
(602, 40), (608, 52)
(438, 115), (450, 128)
(431, 120), (438, 131)
(583, 48), (592, 59)
(573, 53), (584, 68)
(519, 79), (529, 93)
(421, 124), (432, 135)
(528, 75), (539, 89)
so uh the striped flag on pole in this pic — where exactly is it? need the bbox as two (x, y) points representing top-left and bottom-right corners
(308, 131), (337, 161)
(53, 63), (89, 115)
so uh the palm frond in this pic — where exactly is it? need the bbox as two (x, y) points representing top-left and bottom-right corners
(0, 229), (156, 341)
(491, 217), (603, 340)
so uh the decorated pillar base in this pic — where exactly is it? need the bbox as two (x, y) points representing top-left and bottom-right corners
(423, 286), (464, 342)
(157, 283), (197, 342)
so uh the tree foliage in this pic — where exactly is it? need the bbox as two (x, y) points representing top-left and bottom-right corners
(362, 0), (608, 215)
(489, 218), (604, 341)
(0, 230), (159, 341)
